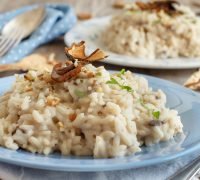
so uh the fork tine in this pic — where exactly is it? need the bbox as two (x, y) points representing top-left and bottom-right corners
(0, 30), (17, 48)
(0, 39), (18, 57)
(9, 30), (24, 50)
(0, 30), (22, 57)
(0, 41), (17, 57)
(0, 33), (10, 46)
(0, 29), (20, 52)
(0, 37), (7, 47)
(0, 29), (23, 57)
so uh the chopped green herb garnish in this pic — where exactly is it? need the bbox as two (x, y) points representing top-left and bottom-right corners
(96, 72), (102, 76)
(120, 69), (126, 75)
(153, 19), (161, 25)
(74, 90), (87, 98)
(117, 74), (123, 79)
(139, 98), (151, 114)
(152, 111), (160, 120)
(139, 99), (161, 120)
(121, 85), (133, 92)
(127, 10), (141, 14)
(192, 20), (197, 24)
(117, 68), (126, 79)
(106, 77), (119, 85)
(106, 77), (133, 92)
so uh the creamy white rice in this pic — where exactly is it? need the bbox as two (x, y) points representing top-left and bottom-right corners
(0, 64), (183, 158)
(102, 2), (200, 59)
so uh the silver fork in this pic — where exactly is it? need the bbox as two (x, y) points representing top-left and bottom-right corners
(0, 28), (25, 56)
(0, 6), (45, 58)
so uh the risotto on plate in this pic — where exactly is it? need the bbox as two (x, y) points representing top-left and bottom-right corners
(0, 42), (183, 158)
(102, 1), (200, 59)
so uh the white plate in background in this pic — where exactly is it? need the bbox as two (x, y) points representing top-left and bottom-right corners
(64, 16), (200, 69)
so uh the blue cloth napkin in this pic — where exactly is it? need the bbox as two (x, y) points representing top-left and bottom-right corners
(0, 4), (77, 64)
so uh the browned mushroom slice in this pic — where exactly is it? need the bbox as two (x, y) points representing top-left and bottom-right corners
(61, 64), (83, 81)
(65, 41), (107, 62)
(55, 62), (75, 75)
(136, 1), (181, 16)
(136, 2), (149, 10)
(85, 49), (108, 62)
(51, 63), (64, 81)
(148, 120), (165, 126)
(51, 63), (83, 82)
(65, 41), (87, 61)
(52, 41), (107, 83)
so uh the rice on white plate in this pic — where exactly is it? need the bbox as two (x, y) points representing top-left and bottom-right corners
(0, 64), (183, 158)
(102, 1), (200, 59)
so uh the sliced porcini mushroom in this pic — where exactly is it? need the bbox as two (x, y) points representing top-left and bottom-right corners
(51, 41), (107, 82)
(65, 41), (86, 61)
(135, 1), (181, 16)
(85, 49), (108, 62)
(51, 62), (83, 82)
(148, 120), (165, 126)
(65, 41), (107, 62)
(55, 62), (75, 75)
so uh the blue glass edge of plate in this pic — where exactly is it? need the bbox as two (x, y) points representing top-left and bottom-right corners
(0, 74), (200, 171)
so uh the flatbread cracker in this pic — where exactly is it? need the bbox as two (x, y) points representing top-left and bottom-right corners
(0, 54), (58, 72)
(184, 69), (200, 90)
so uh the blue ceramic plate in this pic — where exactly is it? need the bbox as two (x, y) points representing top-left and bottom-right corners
(0, 74), (200, 172)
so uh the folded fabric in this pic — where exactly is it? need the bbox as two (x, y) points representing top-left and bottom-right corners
(0, 4), (77, 64)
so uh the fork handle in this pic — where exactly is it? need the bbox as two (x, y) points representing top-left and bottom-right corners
(168, 156), (200, 180)
(0, 64), (22, 72)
